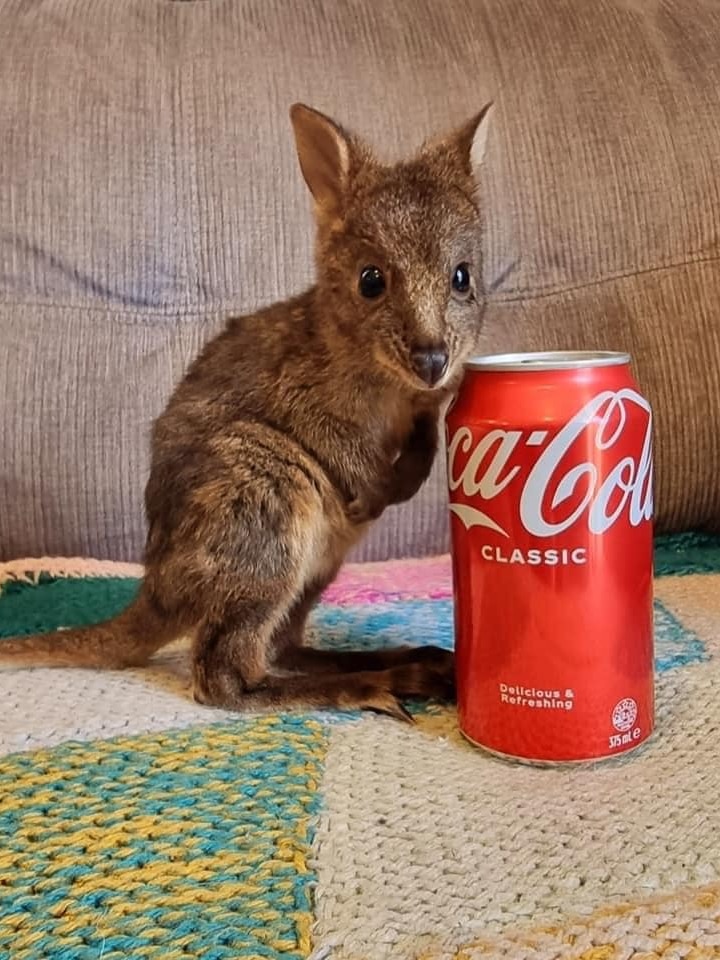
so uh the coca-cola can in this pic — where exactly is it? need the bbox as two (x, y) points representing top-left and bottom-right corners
(445, 351), (655, 764)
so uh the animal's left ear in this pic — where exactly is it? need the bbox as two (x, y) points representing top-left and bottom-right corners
(422, 101), (494, 186)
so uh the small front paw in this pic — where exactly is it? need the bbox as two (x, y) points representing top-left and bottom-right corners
(346, 494), (385, 525)
(346, 497), (367, 524)
(407, 409), (439, 449)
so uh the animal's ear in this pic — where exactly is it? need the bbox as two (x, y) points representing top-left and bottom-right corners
(461, 101), (494, 176)
(290, 103), (358, 216)
(422, 101), (495, 185)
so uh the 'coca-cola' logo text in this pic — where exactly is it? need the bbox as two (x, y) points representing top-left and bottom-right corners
(447, 388), (653, 538)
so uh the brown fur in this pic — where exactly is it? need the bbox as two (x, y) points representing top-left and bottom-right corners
(0, 102), (494, 720)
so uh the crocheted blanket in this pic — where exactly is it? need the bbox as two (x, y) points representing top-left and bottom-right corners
(2, 533), (720, 960)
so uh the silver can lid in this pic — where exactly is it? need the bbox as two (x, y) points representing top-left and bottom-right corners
(465, 350), (631, 371)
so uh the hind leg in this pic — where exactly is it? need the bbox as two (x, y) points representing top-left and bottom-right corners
(182, 437), (451, 716)
(196, 662), (451, 721)
(191, 569), (453, 715)
(182, 455), (334, 707)
(269, 577), (454, 691)
(191, 590), (292, 707)
(193, 597), (452, 718)
(277, 644), (455, 692)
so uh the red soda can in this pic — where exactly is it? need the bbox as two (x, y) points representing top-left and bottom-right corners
(445, 351), (655, 763)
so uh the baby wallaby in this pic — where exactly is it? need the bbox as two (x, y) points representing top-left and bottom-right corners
(0, 101), (494, 720)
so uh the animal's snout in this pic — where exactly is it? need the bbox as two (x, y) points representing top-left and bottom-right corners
(410, 344), (449, 387)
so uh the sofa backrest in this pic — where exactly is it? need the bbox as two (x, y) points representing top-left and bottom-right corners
(1, 0), (718, 561)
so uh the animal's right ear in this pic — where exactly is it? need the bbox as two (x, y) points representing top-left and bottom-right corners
(290, 103), (355, 217)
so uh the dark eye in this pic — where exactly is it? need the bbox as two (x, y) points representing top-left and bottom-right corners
(452, 262), (472, 298)
(359, 265), (386, 299)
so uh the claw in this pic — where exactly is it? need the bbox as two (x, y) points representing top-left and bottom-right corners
(365, 691), (416, 724)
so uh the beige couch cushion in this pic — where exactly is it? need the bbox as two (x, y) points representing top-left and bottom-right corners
(1, 0), (718, 562)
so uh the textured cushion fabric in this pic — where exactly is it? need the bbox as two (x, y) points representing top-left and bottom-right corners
(1, 0), (719, 563)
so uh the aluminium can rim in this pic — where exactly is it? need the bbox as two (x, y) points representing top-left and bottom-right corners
(458, 729), (654, 766)
(464, 350), (631, 371)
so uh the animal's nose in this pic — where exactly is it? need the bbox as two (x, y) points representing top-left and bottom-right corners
(410, 344), (449, 386)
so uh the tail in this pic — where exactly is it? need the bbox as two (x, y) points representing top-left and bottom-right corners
(0, 591), (176, 670)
